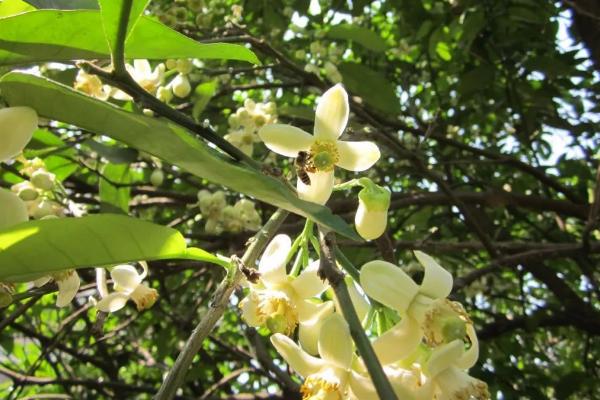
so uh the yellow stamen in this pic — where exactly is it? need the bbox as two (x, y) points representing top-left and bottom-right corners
(301, 374), (343, 400)
(309, 140), (339, 172)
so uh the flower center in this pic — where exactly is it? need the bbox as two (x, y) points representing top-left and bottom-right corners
(423, 299), (470, 346)
(130, 284), (159, 311)
(301, 374), (343, 400)
(261, 293), (298, 335)
(309, 140), (339, 172)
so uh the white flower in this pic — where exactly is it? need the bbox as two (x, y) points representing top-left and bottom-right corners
(30, 169), (56, 191)
(34, 270), (80, 307)
(74, 70), (112, 100)
(197, 190), (226, 219)
(224, 129), (259, 156)
(360, 251), (472, 364)
(11, 181), (39, 201)
(258, 84), (380, 204)
(113, 60), (165, 99)
(239, 234), (332, 352)
(96, 262), (158, 312)
(0, 187), (28, 230)
(0, 106), (38, 162)
(271, 313), (377, 399)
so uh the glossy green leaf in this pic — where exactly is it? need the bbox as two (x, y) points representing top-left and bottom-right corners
(99, 163), (131, 214)
(23, 0), (98, 9)
(0, 10), (260, 66)
(338, 62), (400, 114)
(0, 0), (34, 17)
(192, 80), (218, 122)
(98, 0), (150, 52)
(0, 72), (360, 240)
(327, 23), (387, 52)
(0, 214), (225, 281)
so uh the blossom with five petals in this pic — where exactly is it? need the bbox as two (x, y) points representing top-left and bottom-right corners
(360, 251), (473, 365)
(258, 84), (380, 204)
(239, 234), (333, 352)
(271, 313), (378, 399)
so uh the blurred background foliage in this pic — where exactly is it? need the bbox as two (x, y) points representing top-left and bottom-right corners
(0, 0), (599, 399)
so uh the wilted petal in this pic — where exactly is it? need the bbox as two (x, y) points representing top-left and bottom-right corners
(360, 260), (419, 313)
(373, 316), (422, 365)
(298, 301), (335, 355)
(258, 124), (314, 157)
(96, 292), (130, 312)
(349, 371), (377, 399)
(271, 333), (324, 377)
(318, 313), (353, 370)
(314, 84), (349, 141)
(291, 260), (327, 298)
(336, 141), (380, 172)
(259, 234), (291, 287)
(110, 264), (142, 291)
(414, 251), (453, 299)
(55, 270), (80, 307)
(0, 107), (38, 162)
(426, 339), (464, 378)
(297, 170), (334, 205)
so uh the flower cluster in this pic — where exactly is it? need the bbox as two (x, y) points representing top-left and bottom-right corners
(224, 99), (277, 156)
(298, 41), (345, 83)
(164, 58), (194, 99)
(12, 158), (64, 220)
(197, 190), (262, 235)
(241, 233), (488, 400)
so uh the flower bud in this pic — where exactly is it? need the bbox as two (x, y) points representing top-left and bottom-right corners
(31, 199), (59, 219)
(30, 169), (55, 191)
(165, 59), (177, 70)
(150, 168), (164, 187)
(156, 86), (173, 102)
(0, 187), (28, 229)
(0, 107), (38, 162)
(171, 74), (191, 98)
(12, 181), (39, 201)
(175, 59), (194, 74)
(355, 179), (390, 241)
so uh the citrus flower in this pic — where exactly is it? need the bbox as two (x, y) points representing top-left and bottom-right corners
(197, 190), (226, 219)
(424, 329), (489, 400)
(360, 251), (472, 364)
(74, 70), (112, 100)
(170, 73), (191, 98)
(224, 129), (259, 156)
(96, 262), (158, 312)
(271, 313), (378, 399)
(0, 187), (28, 230)
(113, 60), (165, 99)
(258, 84), (380, 204)
(0, 106), (38, 162)
(34, 270), (80, 307)
(239, 234), (332, 351)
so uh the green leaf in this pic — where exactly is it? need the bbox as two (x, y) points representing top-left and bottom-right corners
(23, 0), (98, 9)
(435, 41), (452, 61)
(192, 80), (218, 122)
(327, 23), (387, 53)
(98, 0), (150, 52)
(338, 62), (400, 114)
(457, 64), (495, 96)
(99, 163), (131, 214)
(0, 0), (34, 17)
(0, 10), (260, 66)
(0, 72), (360, 240)
(0, 214), (225, 281)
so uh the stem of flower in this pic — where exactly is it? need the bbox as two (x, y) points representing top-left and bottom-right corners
(154, 209), (289, 400)
(317, 228), (398, 400)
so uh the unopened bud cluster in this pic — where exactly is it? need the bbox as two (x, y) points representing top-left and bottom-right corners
(224, 99), (277, 156)
(197, 190), (261, 234)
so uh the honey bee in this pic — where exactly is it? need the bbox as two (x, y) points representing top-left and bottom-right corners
(294, 151), (316, 185)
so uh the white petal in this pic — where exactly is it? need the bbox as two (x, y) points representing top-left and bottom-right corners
(336, 141), (381, 171)
(314, 84), (349, 140)
(0, 188), (29, 230)
(434, 367), (489, 400)
(110, 264), (142, 291)
(355, 203), (387, 241)
(318, 313), (353, 369)
(414, 251), (453, 299)
(96, 292), (130, 313)
(373, 317), (423, 365)
(297, 170), (334, 205)
(426, 339), (464, 378)
(55, 271), (80, 307)
(133, 59), (152, 78)
(349, 371), (378, 399)
(33, 275), (52, 288)
(258, 124), (314, 157)
(239, 291), (262, 327)
(455, 324), (479, 370)
(291, 260), (327, 299)
(298, 301), (335, 355)
(258, 234), (291, 287)
(346, 278), (370, 323)
(271, 333), (324, 377)
(360, 261), (419, 313)
(297, 298), (333, 323)
(0, 107), (38, 162)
